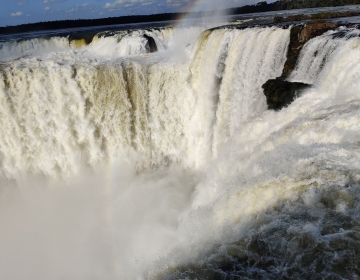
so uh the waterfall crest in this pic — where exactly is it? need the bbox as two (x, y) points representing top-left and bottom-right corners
(0, 26), (290, 178)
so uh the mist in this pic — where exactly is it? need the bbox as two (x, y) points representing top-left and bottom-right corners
(0, 163), (198, 279)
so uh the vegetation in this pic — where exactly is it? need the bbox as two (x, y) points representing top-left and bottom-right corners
(229, 0), (360, 14)
(273, 10), (360, 23)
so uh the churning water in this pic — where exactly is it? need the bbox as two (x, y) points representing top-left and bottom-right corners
(0, 20), (360, 279)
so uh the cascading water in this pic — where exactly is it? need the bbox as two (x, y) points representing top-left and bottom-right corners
(0, 23), (359, 280)
(0, 26), (290, 177)
(288, 27), (360, 84)
(0, 37), (71, 62)
(0, 28), (172, 63)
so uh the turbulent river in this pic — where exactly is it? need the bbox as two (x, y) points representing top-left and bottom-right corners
(0, 21), (360, 279)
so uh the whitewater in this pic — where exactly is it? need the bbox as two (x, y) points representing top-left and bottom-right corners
(0, 22), (359, 279)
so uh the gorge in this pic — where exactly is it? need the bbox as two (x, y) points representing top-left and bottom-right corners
(0, 14), (360, 279)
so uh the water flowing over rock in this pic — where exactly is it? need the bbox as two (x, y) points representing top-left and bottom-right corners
(260, 21), (340, 110)
(0, 26), (290, 175)
(0, 23), (360, 280)
(282, 21), (337, 78)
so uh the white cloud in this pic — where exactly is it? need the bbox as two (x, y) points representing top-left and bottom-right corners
(104, 0), (154, 10)
(166, 0), (185, 7)
(10, 11), (23, 17)
(43, 0), (57, 5)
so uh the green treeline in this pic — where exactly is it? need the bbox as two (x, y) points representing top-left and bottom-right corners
(274, 0), (360, 9)
(230, 0), (360, 14)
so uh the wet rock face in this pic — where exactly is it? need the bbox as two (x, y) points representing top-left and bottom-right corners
(262, 21), (336, 111)
(68, 32), (96, 45)
(282, 21), (337, 78)
(262, 78), (310, 110)
(298, 21), (337, 43)
(143, 34), (158, 53)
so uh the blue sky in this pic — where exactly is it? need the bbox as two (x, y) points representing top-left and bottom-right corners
(0, 0), (264, 26)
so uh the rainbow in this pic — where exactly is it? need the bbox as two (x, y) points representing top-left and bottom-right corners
(174, 0), (237, 22)
(174, 0), (199, 21)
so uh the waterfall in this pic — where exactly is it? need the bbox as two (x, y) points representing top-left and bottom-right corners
(0, 28), (173, 62)
(288, 27), (360, 84)
(167, 26), (360, 279)
(0, 37), (70, 62)
(0, 26), (290, 178)
(0, 24), (360, 280)
(213, 27), (289, 154)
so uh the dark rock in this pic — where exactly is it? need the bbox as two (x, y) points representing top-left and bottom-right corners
(282, 21), (337, 78)
(298, 21), (337, 43)
(262, 78), (310, 110)
(68, 32), (95, 45)
(143, 34), (158, 53)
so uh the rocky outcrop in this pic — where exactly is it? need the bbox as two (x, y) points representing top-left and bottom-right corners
(70, 38), (88, 48)
(262, 78), (310, 110)
(262, 22), (335, 110)
(68, 32), (95, 45)
(281, 21), (337, 78)
(144, 34), (158, 53)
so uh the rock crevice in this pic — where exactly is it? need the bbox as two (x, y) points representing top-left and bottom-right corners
(262, 79), (310, 111)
